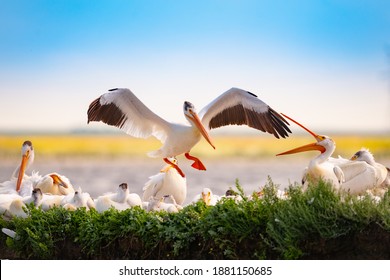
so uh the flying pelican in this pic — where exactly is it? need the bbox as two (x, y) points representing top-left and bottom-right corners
(142, 158), (187, 205)
(276, 114), (344, 191)
(87, 87), (291, 177)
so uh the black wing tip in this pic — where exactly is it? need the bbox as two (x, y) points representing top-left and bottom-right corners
(109, 88), (119, 92)
(267, 108), (292, 139)
(87, 97), (101, 123)
(246, 91), (258, 98)
(86, 95), (127, 130)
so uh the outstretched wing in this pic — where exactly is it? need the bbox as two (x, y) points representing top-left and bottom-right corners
(87, 88), (171, 143)
(199, 87), (291, 138)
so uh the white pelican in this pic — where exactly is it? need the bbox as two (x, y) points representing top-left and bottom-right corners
(61, 188), (95, 210)
(36, 192), (65, 211)
(94, 183), (142, 213)
(145, 196), (163, 212)
(330, 150), (389, 195)
(276, 114), (344, 190)
(0, 141), (35, 196)
(350, 148), (389, 188)
(277, 114), (384, 195)
(87, 87), (291, 177)
(192, 187), (221, 206)
(0, 188), (42, 218)
(142, 158), (187, 205)
(33, 173), (74, 196)
(159, 194), (183, 212)
(13, 140), (34, 192)
(0, 140), (75, 196)
(146, 195), (182, 213)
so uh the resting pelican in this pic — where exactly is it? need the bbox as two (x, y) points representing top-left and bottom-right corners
(276, 114), (344, 190)
(0, 140), (74, 196)
(329, 149), (390, 195)
(192, 187), (221, 206)
(62, 188), (95, 210)
(277, 114), (384, 195)
(33, 173), (74, 195)
(0, 189), (42, 218)
(87, 87), (291, 177)
(145, 195), (182, 213)
(36, 190), (65, 211)
(94, 183), (142, 213)
(142, 158), (187, 205)
(350, 148), (389, 188)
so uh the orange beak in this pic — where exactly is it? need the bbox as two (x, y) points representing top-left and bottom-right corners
(201, 191), (211, 205)
(280, 113), (322, 142)
(276, 113), (326, 156)
(16, 151), (29, 192)
(50, 174), (68, 189)
(161, 158), (177, 172)
(189, 110), (216, 150)
(276, 142), (326, 156)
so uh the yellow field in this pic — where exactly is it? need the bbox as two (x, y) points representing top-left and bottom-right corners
(0, 134), (389, 160)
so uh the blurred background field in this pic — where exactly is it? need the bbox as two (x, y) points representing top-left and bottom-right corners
(1, 133), (389, 159)
(1, 133), (389, 205)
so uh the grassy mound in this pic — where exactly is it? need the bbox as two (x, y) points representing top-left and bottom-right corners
(1, 179), (390, 260)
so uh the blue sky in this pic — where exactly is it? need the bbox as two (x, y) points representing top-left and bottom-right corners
(0, 0), (389, 134)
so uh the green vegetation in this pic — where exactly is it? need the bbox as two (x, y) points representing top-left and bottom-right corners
(1, 179), (390, 260)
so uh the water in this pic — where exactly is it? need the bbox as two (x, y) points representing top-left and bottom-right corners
(0, 157), (305, 205)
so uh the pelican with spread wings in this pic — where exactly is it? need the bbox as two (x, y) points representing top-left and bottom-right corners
(87, 87), (291, 177)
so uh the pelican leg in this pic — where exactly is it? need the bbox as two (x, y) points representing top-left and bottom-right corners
(184, 153), (207, 171)
(163, 158), (186, 178)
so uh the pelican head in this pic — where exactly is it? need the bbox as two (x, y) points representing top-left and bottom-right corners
(183, 101), (216, 150)
(201, 188), (212, 205)
(16, 140), (35, 192)
(276, 114), (334, 156)
(350, 148), (375, 165)
(160, 158), (178, 172)
(119, 183), (128, 191)
(32, 188), (43, 205)
(162, 194), (177, 204)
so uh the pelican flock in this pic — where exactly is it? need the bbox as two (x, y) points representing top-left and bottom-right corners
(277, 114), (390, 195)
(1, 86), (389, 223)
(0, 141), (75, 197)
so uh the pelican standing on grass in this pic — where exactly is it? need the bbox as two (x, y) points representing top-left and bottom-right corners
(142, 158), (187, 205)
(87, 87), (291, 177)
(350, 149), (389, 187)
(276, 114), (344, 190)
(346, 148), (390, 196)
(277, 114), (384, 195)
